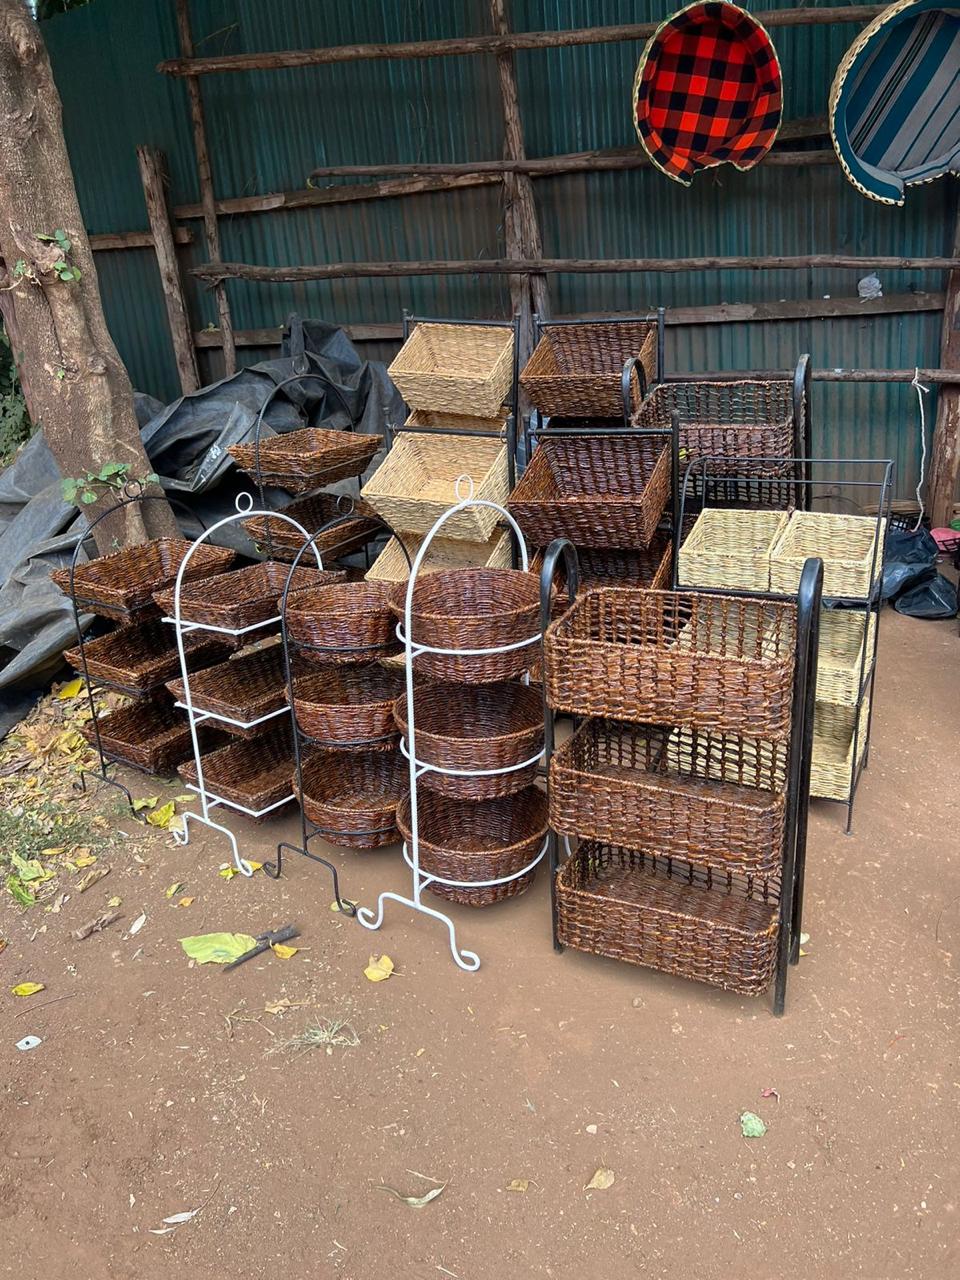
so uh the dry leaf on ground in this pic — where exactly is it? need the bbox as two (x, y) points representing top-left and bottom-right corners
(364, 954), (395, 983)
(11, 982), (45, 997)
(585, 1168), (615, 1191)
(375, 1183), (444, 1208)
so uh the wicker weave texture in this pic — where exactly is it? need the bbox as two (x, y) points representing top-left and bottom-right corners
(293, 665), (405, 748)
(366, 529), (512, 583)
(228, 428), (381, 493)
(285, 580), (399, 664)
(81, 696), (218, 775)
(810, 698), (870, 800)
(520, 322), (656, 417)
(678, 507), (790, 592)
(65, 620), (230, 696)
(532, 536), (672, 620)
(508, 435), (670, 549)
(770, 512), (887, 599)
(393, 681), (543, 800)
(397, 786), (547, 907)
(633, 379), (794, 472)
(544, 588), (796, 738)
(555, 843), (780, 995)
(816, 609), (877, 705)
(550, 720), (787, 875)
(242, 493), (381, 561)
(361, 433), (509, 541)
(405, 407), (509, 434)
(179, 724), (295, 819)
(388, 323), (514, 416)
(166, 644), (289, 734)
(154, 562), (344, 630)
(297, 749), (406, 849)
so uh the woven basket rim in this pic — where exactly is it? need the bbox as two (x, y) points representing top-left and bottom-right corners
(397, 785), (548, 859)
(292, 666), (404, 710)
(286, 580), (393, 621)
(393, 680), (543, 744)
(390, 567), (539, 625)
(296, 749), (405, 814)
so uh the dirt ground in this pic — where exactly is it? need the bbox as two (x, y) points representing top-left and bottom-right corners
(2, 608), (958, 1280)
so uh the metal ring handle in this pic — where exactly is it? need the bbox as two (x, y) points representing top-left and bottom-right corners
(621, 356), (647, 424)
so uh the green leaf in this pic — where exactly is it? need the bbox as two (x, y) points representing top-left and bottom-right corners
(6, 874), (34, 907)
(35, 232), (54, 242)
(97, 462), (127, 478)
(80, 490), (98, 504)
(62, 479), (79, 501)
(178, 932), (258, 965)
(145, 472), (159, 486)
(739, 1111), (767, 1139)
(71, 267), (81, 282)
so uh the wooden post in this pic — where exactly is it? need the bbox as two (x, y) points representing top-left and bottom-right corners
(136, 145), (200, 394)
(174, 0), (236, 377)
(928, 199), (960, 526)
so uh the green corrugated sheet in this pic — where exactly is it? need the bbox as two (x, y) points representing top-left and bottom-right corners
(42, 0), (954, 499)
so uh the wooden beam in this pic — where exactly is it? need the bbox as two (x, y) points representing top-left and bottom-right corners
(194, 322), (405, 348)
(136, 145), (200, 394)
(928, 198), (960, 524)
(89, 228), (192, 251)
(175, 0), (236, 376)
(157, 7), (885, 76)
(192, 256), (960, 284)
(687, 367), (960, 384)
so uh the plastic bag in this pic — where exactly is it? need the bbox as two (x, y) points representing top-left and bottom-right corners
(880, 527), (939, 600)
(893, 573), (958, 620)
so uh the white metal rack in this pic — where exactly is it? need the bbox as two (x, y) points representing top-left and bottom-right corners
(163, 493), (323, 876)
(357, 480), (546, 969)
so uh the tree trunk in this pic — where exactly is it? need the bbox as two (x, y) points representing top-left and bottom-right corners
(0, 1), (176, 550)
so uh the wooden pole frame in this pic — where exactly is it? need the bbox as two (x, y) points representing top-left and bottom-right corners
(928, 194), (960, 524)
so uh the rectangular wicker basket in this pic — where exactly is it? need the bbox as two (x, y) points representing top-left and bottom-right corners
(543, 588), (797, 738)
(404, 407), (509, 435)
(166, 644), (289, 736)
(388, 323), (514, 417)
(154, 562), (343, 631)
(508, 435), (670, 550)
(520, 321), (656, 418)
(770, 512), (887, 599)
(64, 620), (231, 697)
(178, 724), (296, 820)
(361, 433), (509, 541)
(228, 428), (381, 494)
(365, 529), (512, 582)
(810, 698), (870, 800)
(81, 696), (219, 775)
(678, 507), (790, 593)
(550, 720), (788, 876)
(816, 610), (877, 706)
(555, 842), (780, 996)
(241, 494), (381, 562)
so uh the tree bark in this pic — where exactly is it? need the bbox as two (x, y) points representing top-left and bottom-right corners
(0, 1), (176, 549)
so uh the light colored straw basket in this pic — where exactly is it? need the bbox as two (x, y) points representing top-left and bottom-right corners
(678, 507), (789, 592)
(361, 432), (509, 541)
(405, 407), (509, 435)
(365, 529), (512, 582)
(388, 323), (514, 417)
(810, 698), (870, 800)
(770, 512), (887, 599)
(816, 610), (877, 706)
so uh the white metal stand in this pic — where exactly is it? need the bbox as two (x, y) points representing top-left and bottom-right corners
(356, 479), (545, 969)
(162, 493), (323, 875)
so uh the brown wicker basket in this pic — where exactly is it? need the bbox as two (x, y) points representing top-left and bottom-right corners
(390, 568), (540, 683)
(365, 529), (512, 583)
(404, 407), (509, 434)
(292, 665), (406, 748)
(531, 535), (672, 619)
(544, 588), (796, 738)
(285, 580), (398, 664)
(153, 561), (345, 630)
(64, 619), (231, 697)
(361, 432), (509, 541)
(228, 428), (381, 494)
(550, 721), (788, 875)
(770, 512), (887, 600)
(242, 493), (381, 562)
(388, 323), (514, 416)
(393, 681), (543, 800)
(52, 538), (235, 623)
(556, 843), (779, 995)
(166, 643), (290, 735)
(520, 321), (656, 417)
(81, 695), (223, 775)
(397, 786), (548, 907)
(633, 379), (795, 473)
(179, 724), (296, 820)
(297, 749), (406, 849)
(678, 508), (790, 593)
(508, 435), (670, 550)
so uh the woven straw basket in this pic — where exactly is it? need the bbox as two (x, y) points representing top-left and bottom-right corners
(388, 323), (514, 416)
(365, 529), (512, 583)
(678, 507), (789, 592)
(810, 698), (870, 800)
(816, 610), (877, 706)
(770, 512), (887, 599)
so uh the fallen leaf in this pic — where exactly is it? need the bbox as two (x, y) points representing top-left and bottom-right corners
(133, 796), (159, 812)
(364, 954), (395, 983)
(505, 1179), (529, 1193)
(800, 932), (810, 946)
(145, 800), (176, 830)
(375, 1183), (444, 1208)
(179, 932), (257, 964)
(39, 846), (66, 858)
(11, 853), (54, 884)
(77, 866), (110, 893)
(271, 943), (298, 960)
(176, 897), (195, 908)
(107, 896), (122, 908)
(72, 910), (122, 941)
(164, 882), (183, 899)
(585, 1124), (598, 1135)
(11, 982), (45, 997)
(760, 1088), (781, 1104)
(148, 1227), (176, 1236)
(6, 875), (34, 907)
(73, 853), (97, 869)
(585, 1168), (615, 1191)
(739, 1111), (767, 1139)
(56, 677), (84, 700)
(218, 864), (239, 880)
(162, 1209), (200, 1225)
(330, 901), (343, 912)
(128, 912), (147, 936)
(264, 996), (309, 1016)
(247, 861), (263, 873)
(46, 892), (68, 914)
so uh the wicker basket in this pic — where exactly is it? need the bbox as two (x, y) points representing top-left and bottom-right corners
(228, 428), (381, 493)
(179, 724), (296, 820)
(361, 433), (509, 541)
(633, 379), (795, 473)
(810, 698), (870, 800)
(543, 588), (796, 738)
(531, 535), (672, 618)
(292, 665), (406, 748)
(51, 538), (235, 623)
(817, 610), (877, 706)
(404, 407), (509, 435)
(555, 843), (780, 996)
(393, 681), (543, 800)
(285, 580), (398, 664)
(390, 568), (540, 683)
(166, 644), (290, 735)
(678, 508), (790, 593)
(397, 786), (548, 907)
(154, 561), (345, 630)
(770, 512), (887, 599)
(550, 720), (788, 875)
(242, 494), (381, 562)
(508, 435), (670, 550)
(81, 695), (222, 775)
(297, 749), (406, 849)
(388, 323), (514, 417)
(366, 529), (512, 583)
(520, 321), (656, 417)
(64, 620), (230, 697)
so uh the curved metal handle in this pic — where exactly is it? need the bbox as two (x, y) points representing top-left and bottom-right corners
(539, 537), (580, 635)
(621, 356), (647, 424)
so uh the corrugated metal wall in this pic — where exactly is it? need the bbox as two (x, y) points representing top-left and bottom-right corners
(42, 0), (955, 499)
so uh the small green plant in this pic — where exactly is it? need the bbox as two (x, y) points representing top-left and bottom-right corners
(62, 463), (159, 506)
(36, 229), (81, 283)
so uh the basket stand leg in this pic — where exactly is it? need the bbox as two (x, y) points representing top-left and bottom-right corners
(175, 808), (254, 877)
(264, 840), (357, 916)
(76, 765), (141, 820)
(356, 889), (480, 972)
